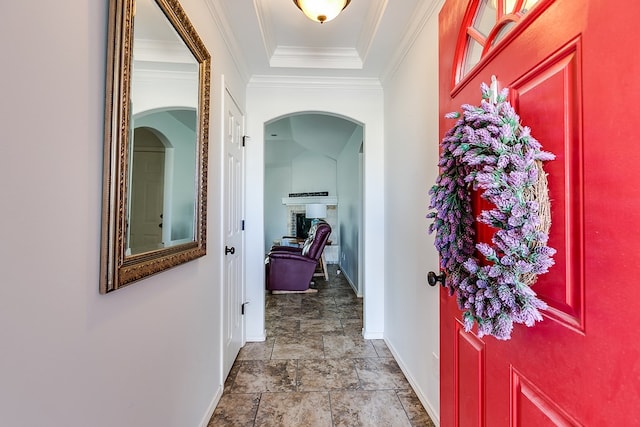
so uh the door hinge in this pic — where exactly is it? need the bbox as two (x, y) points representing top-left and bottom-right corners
(241, 302), (249, 315)
(242, 135), (249, 147)
(242, 220), (245, 231)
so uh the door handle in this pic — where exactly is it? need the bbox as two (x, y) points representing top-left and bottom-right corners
(428, 271), (446, 287)
(225, 246), (235, 255)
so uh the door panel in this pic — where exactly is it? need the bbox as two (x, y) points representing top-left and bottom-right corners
(439, 0), (640, 425)
(511, 42), (585, 331)
(455, 321), (485, 427)
(510, 368), (581, 427)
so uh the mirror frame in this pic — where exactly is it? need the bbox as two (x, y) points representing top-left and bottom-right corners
(100, 0), (211, 293)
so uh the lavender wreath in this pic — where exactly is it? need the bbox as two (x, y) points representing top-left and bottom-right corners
(427, 82), (556, 340)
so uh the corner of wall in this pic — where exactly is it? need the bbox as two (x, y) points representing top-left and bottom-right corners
(198, 384), (224, 427)
(384, 338), (441, 426)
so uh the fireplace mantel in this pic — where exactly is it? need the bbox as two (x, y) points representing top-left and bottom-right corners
(282, 196), (338, 206)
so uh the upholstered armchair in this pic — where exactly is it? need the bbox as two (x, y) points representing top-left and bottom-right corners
(265, 220), (332, 292)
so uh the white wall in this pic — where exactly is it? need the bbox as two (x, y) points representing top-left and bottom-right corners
(131, 66), (199, 115)
(382, 2), (443, 424)
(264, 166), (291, 252)
(245, 80), (385, 341)
(290, 152), (338, 195)
(337, 127), (364, 294)
(264, 151), (339, 253)
(0, 1), (245, 425)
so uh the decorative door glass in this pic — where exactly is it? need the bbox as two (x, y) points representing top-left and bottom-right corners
(459, 0), (541, 81)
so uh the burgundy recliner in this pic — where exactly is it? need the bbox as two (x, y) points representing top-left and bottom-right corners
(265, 220), (332, 292)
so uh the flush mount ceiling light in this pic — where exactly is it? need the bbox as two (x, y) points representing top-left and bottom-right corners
(292, 0), (351, 24)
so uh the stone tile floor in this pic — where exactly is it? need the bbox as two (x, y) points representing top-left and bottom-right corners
(209, 266), (435, 426)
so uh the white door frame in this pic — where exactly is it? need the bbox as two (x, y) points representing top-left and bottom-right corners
(221, 81), (246, 378)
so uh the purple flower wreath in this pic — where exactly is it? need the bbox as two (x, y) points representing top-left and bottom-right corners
(427, 82), (556, 340)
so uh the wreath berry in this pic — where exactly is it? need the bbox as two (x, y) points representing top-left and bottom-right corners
(427, 82), (556, 340)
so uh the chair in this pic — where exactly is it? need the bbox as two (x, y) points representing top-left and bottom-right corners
(265, 220), (332, 292)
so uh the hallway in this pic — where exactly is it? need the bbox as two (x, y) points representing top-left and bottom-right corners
(209, 266), (435, 426)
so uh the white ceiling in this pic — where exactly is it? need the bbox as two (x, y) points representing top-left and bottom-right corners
(265, 113), (361, 167)
(207, 0), (441, 80)
(206, 0), (441, 166)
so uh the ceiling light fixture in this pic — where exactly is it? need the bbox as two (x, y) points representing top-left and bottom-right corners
(292, 0), (351, 24)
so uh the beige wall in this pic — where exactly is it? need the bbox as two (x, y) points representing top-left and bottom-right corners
(0, 1), (245, 425)
(0, 0), (444, 425)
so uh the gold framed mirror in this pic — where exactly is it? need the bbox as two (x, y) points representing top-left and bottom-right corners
(100, 0), (210, 293)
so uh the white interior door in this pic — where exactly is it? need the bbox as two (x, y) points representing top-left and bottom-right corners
(129, 147), (165, 254)
(222, 88), (245, 378)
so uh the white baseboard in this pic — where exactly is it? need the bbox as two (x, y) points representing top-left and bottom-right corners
(338, 263), (362, 297)
(198, 385), (224, 427)
(246, 330), (266, 342)
(363, 330), (384, 339)
(384, 338), (440, 426)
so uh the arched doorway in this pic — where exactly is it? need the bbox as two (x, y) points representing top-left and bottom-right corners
(243, 80), (386, 344)
(264, 112), (364, 297)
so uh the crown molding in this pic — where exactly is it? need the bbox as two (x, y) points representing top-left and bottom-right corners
(355, 0), (388, 63)
(381, 0), (444, 84)
(258, 0), (381, 71)
(248, 75), (382, 90)
(133, 66), (198, 82)
(134, 39), (195, 64)
(204, 0), (251, 83)
(254, 0), (277, 57)
(270, 46), (363, 69)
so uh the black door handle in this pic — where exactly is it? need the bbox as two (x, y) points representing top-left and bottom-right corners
(225, 246), (235, 255)
(428, 271), (446, 287)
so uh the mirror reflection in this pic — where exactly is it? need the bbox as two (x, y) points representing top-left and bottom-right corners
(100, 0), (210, 293)
(128, 0), (199, 255)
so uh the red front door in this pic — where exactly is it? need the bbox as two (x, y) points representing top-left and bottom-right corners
(438, 0), (640, 425)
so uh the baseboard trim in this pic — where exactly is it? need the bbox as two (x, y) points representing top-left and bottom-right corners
(338, 263), (362, 297)
(384, 338), (440, 426)
(198, 384), (224, 427)
(246, 330), (266, 342)
(363, 330), (383, 339)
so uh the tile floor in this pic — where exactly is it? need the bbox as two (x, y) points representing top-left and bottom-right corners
(209, 266), (435, 426)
